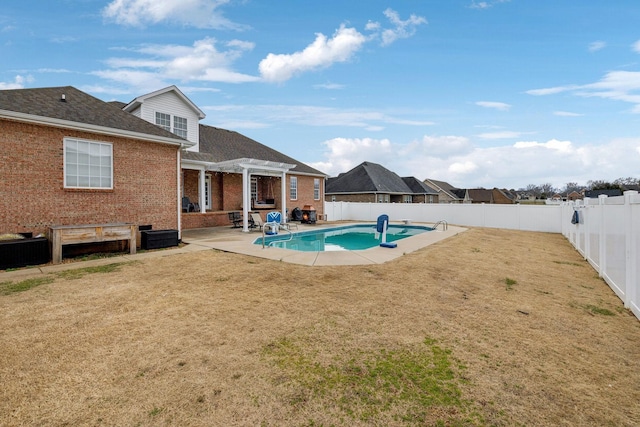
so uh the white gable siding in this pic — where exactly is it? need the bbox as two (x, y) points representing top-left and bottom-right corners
(129, 106), (142, 118)
(139, 91), (200, 151)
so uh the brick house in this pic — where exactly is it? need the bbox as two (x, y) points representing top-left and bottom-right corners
(325, 161), (438, 203)
(0, 86), (187, 238)
(1, 85), (326, 237)
(120, 86), (326, 231)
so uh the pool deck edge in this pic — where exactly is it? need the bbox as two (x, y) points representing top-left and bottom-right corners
(183, 223), (467, 266)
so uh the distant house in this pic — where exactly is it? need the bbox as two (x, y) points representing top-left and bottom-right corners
(566, 191), (582, 201)
(325, 161), (438, 203)
(583, 189), (623, 198)
(423, 179), (464, 203)
(0, 85), (326, 238)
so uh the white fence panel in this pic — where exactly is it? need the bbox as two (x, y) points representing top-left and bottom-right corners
(561, 191), (639, 320)
(324, 202), (563, 232)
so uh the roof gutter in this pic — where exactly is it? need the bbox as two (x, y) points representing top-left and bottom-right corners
(0, 109), (194, 148)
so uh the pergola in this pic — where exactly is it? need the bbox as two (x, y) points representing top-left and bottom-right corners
(182, 157), (296, 232)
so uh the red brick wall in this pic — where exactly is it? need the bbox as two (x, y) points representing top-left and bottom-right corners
(0, 119), (179, 236)
(288, 175), (323, 218)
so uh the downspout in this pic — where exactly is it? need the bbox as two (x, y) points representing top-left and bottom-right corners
(281, 171), (287, 223)
(177, 149), (182, 239)
(242, 167), (250, 232)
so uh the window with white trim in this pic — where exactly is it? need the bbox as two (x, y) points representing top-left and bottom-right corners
(155, 112), (171, 132)
(173, 116), (188, 138)
(290, 176), (297, 200)
(403, 195), (412, 203)
(313, 178), (320, 200)
(64, 138), (113, 189)
(155, 112), (188, 139)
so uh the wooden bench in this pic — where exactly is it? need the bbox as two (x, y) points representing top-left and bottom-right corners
(49, 223), (136, 264)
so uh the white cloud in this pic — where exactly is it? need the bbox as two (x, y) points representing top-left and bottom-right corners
(379, 8), (427, 46)
(201, 103), (433, 131)
(313, 82), (345, 90)
(528, 71), (640, 112)
(95, 37), (259, 91)
(259, 25), (367, 83)
(477, 130), (523, 139)
(102, 0), (244, 30)
(553, 111), (583, 117)
(632, 40), (640, 53)
(514, 139), (573, 153)
(313, 134), (640, 189)
(0, 75), (32, 89)
(309, 137), (394, 176)
(588, 41), (606, 52)
(475, 101), (511, 111)
(469, 0), (510, 10)
(259, 9), (425, 83)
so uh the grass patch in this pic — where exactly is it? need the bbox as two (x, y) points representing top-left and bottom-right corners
(54, 262), (134, 280)
(584, 304), (615, 316)
(263, 337), (482, 425)
(0, 277), (55, 295)
(504, 277), (517, 290)
(553, 260), (583, 267)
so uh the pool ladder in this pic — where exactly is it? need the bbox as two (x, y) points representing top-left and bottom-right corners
(431, 220), (448, 231)
(261, 223), (293, 249)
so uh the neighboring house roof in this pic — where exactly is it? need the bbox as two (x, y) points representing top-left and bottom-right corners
(182, 124), (326, 176)
(0, 86), (187, 146)
(450, 189), (467, 199)
(621, 184), (640, 191)
(584, 189), (623, 198)
(326, 161), (411, 194)
(123, 85), (206, 119)
(468, 188), (494, 203)
(423, 178), (463, 201)
(401, 177), (438, 195)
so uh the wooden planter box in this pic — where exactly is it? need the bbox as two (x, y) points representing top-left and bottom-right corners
(141, 230), (179, 250)
(0, 237), (50, 269)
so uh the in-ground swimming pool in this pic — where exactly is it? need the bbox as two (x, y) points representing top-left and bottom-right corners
(253, 224), (433, 252)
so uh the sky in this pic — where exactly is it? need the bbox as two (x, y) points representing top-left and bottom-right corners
(2, 0), (640, 190)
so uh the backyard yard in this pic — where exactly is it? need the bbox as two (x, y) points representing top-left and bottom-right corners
(1, 227), (639, 426)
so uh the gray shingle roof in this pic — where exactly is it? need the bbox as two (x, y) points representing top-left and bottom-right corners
(0, 86), (185, 143)
(326, 161), (413, 194)
(182, 124), (326, 176)
(402, 177), (438, 194)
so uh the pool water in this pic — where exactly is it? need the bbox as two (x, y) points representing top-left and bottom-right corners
(254, 224), (432, 252)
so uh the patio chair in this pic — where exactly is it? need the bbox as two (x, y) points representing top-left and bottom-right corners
(182, 196), (194, 212)
(228, 211), (242, 228)
(266, 211), (297, 231)
(250, 213), (265, 231)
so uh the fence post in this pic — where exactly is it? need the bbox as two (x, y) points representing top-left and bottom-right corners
(624, 191), (638, 309)
(598, 195), (607, 278)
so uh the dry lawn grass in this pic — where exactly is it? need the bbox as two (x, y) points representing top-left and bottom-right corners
(1, 227), (639, 426)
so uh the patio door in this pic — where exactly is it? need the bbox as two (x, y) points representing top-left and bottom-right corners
(205, 174), (212, 210)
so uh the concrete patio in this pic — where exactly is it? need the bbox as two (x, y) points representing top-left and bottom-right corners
(181, 221), (466, 266)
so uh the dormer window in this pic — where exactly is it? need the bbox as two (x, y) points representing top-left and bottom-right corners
(173, 116), (187, 138)
(156, 112), (171, 132)
(155, 111), (187, 139)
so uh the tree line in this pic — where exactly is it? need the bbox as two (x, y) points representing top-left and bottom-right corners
(516, 177), (640, 199)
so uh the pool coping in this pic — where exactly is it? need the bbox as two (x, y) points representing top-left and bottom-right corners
(181, 222), (467, 266)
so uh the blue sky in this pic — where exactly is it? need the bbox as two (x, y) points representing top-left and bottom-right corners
(2, 0), (640, 190)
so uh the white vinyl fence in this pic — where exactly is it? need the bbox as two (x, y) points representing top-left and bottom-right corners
(561, 191), (640, 320)
(324, 201), (563, 232)
(325, 197), (640, 320)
